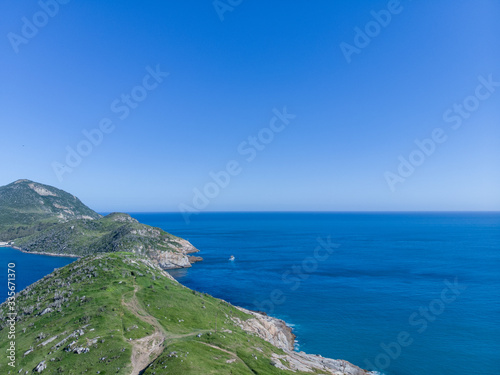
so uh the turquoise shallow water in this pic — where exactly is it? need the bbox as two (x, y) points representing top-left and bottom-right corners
(1, 213), (499, 374)
(133, 212), (500, 375)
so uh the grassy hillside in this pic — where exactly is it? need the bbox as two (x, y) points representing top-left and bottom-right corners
(0, 253), (331, 375)
(12, 212), (194, 258)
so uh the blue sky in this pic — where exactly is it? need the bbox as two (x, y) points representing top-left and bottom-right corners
(1, 0), (499, 213)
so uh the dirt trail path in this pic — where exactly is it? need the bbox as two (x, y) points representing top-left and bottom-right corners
(122, 284), (244, 374)
(122, 285), (167, 375)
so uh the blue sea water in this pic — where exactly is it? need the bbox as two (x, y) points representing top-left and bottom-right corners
(130, 212), (500, 375)
(0, 247), (76, 302)
(1, 213), (498, 375)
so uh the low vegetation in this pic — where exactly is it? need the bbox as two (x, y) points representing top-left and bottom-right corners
(0, 180), (197, 264)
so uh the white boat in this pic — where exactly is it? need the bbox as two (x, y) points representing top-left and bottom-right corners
(229, 255), (235, 261)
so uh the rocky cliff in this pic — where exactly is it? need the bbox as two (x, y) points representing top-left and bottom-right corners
(233, 307), (372, 375)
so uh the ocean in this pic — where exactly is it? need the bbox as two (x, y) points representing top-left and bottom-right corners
(2, 212), (499, 375)
(133, 212), (500, 375)
(0, 247), (76, 301)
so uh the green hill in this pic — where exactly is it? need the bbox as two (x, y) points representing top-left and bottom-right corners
(0, 253), (370, 375)
(0, 181), (200, 269)
(0, 179), (101, 230)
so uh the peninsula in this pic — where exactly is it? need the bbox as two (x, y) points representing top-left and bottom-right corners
(0, 180), (374, 375)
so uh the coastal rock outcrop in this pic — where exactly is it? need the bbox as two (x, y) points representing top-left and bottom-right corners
(148, 248), (195, 269)
(233, 306), (374, 375)
(232, 307), (295, 351)
(139, 232), (203, 269)
(270, 351), (370, 375)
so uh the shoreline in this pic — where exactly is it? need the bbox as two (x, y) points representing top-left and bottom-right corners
(166, 266), (375, 374)
(1, 245), (81, 259)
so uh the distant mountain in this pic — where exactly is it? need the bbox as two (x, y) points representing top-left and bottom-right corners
(0, 180), (201, 269)
(0, 179), (101, 227)
(0, 252), (371, 375)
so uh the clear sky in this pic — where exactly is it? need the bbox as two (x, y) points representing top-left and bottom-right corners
(1, 0), (499, 213)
